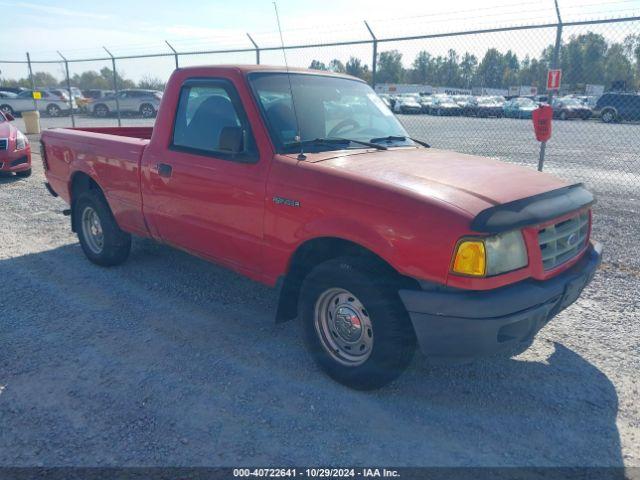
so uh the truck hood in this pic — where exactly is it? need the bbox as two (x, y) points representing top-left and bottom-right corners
(305, 147), (568, 216)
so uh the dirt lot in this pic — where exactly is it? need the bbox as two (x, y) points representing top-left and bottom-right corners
(0, 144), (638, 467)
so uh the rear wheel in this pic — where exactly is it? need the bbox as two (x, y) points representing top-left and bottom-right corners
(139, 103), (155, 118)
(299, 257), (416, 390)
(559, 110), (568, 120)
(46, 104), (62, 117)
(74, 190), (131, 266)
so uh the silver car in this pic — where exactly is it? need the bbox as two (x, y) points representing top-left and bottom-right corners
(89, 89), (162, 118)
(0, 89), (76, 117)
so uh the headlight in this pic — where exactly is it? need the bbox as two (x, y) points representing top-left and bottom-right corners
(15, 130), (28, 151)
(451, 230), (528, 277)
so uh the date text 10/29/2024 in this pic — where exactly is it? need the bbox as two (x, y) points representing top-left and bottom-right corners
(233, 468), (400, 478)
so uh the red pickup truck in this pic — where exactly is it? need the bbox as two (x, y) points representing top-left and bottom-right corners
(41, 65), (601, 389)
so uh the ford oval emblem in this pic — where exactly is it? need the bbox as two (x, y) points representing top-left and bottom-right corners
(567, 233), (578, 246)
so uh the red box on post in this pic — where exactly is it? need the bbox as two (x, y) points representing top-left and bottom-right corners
(532, 105), (553, 142)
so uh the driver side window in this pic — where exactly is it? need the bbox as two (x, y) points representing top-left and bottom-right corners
(172, 79), (257, 162)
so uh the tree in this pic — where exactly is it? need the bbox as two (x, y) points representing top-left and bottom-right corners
(32, 71), (58, 88)
(309, 60), (327, 71)
(328, 59), (345, 73)
(476, 48), (504, 88)
(345, 57), (371, 82)
(459, 53), (478, 88)
(377, 50), (404, 83)
(603, 43), (634, 90)
(138, 74), (165, 90)
(412, 51), (431, 84)
(443, 49), (461, 86)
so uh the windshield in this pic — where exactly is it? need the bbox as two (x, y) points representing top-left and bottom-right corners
(515, 98), (535, 106)
(249, 72), (412, 152)
(561, 98), (581, 107)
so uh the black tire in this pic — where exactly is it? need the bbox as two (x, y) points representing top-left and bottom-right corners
(299, 257), (416, 390)
(74, 189), (131, 266)
(601, 108), (616, 123)
(46, 104), (62, 117)
(139, 103), (155, 118)
(94, 104), (109, 118)
(559, 111), (568, 120)
(0, 104), (14, 116)
(15, 168), (31, 178)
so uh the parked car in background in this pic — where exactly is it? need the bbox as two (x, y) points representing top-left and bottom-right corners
(393, 94), (422, 114)
(0, 86), (28, 95)
(0, 110), (31, 177)
(472, 96), (504, 118)
(431, 95), (462, 116)
(88, 89), (162, 118)
(0, 89), (76, 117)
(419, 95), (434, 114)
(377, 94), (392, 109)
(552, 97), (592, 120)
(452, 95), (475, 116)
(594, 92), (640, 123)
(82, 89), (115, 100)
(68, 87), (89, 112)
(503, 97), (537, 119)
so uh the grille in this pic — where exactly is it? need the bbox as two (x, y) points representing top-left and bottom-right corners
(538, 211), (589, 270)
(0, 138), (7, 151)
(11, 157), (28, 167)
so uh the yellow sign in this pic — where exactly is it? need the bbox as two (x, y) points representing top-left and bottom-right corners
(32, 91), (42, 100)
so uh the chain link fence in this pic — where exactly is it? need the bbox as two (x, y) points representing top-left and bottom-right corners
(0, 15), (638, 198)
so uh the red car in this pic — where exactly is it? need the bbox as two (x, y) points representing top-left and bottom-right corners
(41, 66), (601, 389)
(0, 111), (31, 177)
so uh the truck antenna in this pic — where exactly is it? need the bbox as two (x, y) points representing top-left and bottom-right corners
(273, 1), (305, 160)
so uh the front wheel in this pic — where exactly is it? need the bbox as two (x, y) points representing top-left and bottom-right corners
(601, 109), (616, 123)
(0, 104), (14, 116)
(74, 190), (131, 266)
(299, 257), (416, 390)
(94, 104), (109, 118)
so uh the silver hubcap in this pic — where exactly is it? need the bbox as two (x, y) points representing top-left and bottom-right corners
(142, 106), (153, 116)
(314, 288), (374, 367)
(81, 206), (104, 254)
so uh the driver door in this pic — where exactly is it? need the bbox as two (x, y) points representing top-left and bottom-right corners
(141, 78), (268, 276)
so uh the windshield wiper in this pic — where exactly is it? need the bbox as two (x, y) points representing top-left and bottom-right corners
(369, 135), (431, 148)
(286, 137), (387, 151)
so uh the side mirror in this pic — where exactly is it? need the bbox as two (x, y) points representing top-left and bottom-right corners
(219, 126), (244, 154)
(4, 112), (15, 121)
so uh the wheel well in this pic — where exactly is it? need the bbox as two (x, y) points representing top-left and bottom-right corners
(69, 172), (102, 232)
(275, 237), (418, 323)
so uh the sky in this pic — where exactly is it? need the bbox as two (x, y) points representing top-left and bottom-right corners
(0, 0), (639, 82)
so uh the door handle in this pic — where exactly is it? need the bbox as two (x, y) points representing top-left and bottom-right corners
(156, 163), (172, 178)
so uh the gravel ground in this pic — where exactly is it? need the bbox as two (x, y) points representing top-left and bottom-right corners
(0, 129), (638, 467)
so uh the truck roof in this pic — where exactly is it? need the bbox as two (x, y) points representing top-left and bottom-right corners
(175, 64), (361, 81)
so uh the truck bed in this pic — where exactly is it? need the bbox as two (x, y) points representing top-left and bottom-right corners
(64, 126), (154, 139)
(42, 126), (152, 236)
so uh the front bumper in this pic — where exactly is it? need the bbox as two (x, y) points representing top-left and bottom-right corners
(399, 243), (602, 360)
(0, 154), (31, 172)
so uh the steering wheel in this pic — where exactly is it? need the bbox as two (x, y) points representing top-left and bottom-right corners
(328, 118), (360, 138)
